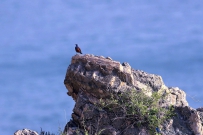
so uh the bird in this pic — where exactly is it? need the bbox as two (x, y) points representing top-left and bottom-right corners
(75, 44), (82, 54)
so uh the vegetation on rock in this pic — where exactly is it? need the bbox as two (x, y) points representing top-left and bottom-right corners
(95, 89), (175, 135)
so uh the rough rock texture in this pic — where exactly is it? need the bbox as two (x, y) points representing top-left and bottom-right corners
(63, 54), (203, 135)
(14, 129), (38, 135)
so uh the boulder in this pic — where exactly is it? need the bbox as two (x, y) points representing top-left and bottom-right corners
(63, 54), (203, 135)
(14, 129), (38, 135)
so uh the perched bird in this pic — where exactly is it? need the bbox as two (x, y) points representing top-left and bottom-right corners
(75, 44), (82, 54)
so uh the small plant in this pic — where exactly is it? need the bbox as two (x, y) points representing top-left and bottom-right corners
(39, 127), (67, 135)
(79, 109), (105, 135)
(96, 89), (175, 135)
(57, 126), (66, 135)
(39, 128), (55, 135)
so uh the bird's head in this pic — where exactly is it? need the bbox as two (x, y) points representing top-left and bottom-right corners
(75, 44), (78, 47)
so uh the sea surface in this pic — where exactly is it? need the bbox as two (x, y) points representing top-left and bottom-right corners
(0, 1), (203, 135)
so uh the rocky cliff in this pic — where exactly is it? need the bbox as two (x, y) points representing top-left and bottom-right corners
(63, 54), (203, 135)
(14, 54), (203, 135)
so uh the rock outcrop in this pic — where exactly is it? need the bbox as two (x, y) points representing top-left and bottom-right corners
(63, 54), (203, 135)
(14, 129), (38, 135)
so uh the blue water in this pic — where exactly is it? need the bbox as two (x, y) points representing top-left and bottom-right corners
(0, 1), (203, 135)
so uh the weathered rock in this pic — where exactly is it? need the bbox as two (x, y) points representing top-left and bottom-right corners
(14, 129), (38, 135)
(64, 54), (202, 135)
(64, 54), (188, 106)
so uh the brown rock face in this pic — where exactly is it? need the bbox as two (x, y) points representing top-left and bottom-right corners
(64, 54), (202, 135)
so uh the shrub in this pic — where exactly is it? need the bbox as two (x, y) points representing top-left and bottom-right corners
(97, 89), (175, 134)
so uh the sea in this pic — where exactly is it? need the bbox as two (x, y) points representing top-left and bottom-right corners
(0, 0), (203, 135)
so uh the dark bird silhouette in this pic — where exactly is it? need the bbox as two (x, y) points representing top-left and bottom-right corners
(75, 44), (82, 54)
